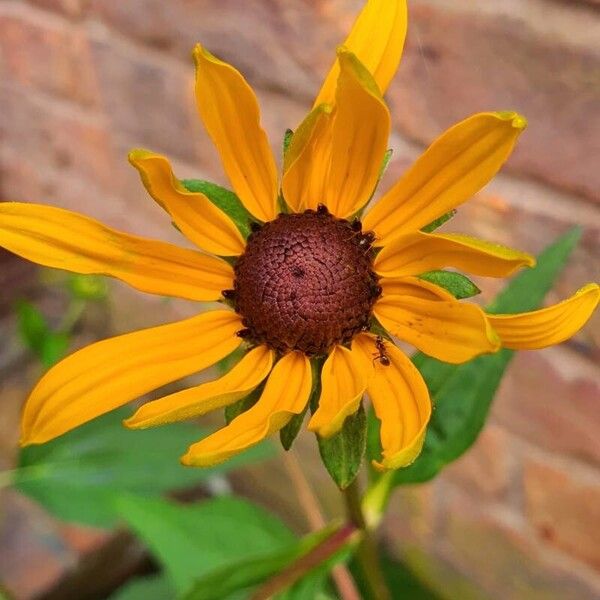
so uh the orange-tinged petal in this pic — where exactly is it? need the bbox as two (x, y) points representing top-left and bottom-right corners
(374, 230), (535, 278)
(308, 345), (369, 438)
(323, 50), (391, 218)
(364, 112), (527, 245)
(128, 150), (245, 256)
(487, 284), (599, 350)
(381, 276), (454, 301)
(314, 0), (407, 106)
(124, 345), (275, 429)
(182, 351), (312, 467)
(282, 103), (333, 212)
(193, 44), (278, 222)
(21, 311), (243, 445)
(0, 202), (233, 302)
(352, 334), (431, 470)
(374, 294), (500, 363)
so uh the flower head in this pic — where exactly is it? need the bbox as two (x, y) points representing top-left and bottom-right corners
(2, 0), (598, 472)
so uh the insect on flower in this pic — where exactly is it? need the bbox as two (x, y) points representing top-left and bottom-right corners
(373, 336), (391, 367)
(0, 0), (598, 472)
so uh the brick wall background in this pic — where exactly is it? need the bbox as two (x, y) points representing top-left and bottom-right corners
(0, 0), (599, 598)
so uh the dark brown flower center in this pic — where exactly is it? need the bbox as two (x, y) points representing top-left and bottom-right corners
(230, 207), (381, 356)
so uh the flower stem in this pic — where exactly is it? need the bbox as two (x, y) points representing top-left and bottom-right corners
(342, 479), (391, 600)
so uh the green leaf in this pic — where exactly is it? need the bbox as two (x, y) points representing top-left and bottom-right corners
(115, 494), (295, 595)
(418, 270), (481, 299)
(39, 332), (69, 368)
(15, 408), (273, 528)
(421, 210), (456, 233)
(388, 227), (582, 486)
(181, 179), (254, 237)
(109, 575), (175, 600)
(182, 525), (352, 600)
(317, 404), (366, 489)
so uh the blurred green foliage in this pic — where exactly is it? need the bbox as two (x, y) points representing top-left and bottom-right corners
(16, 408), (273, 528)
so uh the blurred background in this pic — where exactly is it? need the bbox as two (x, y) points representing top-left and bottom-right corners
(0, 0), (599, 598)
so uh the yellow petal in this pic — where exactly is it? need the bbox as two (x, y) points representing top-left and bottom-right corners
(125, 345), (275, 429)
(324, 50), (391, 218)
(363, 112), (527, 245)
(374, 294), (500, 363)
(487, 284), (600, 350)
(193, 44), (278, 222)
(128, 150), (245, 256)
(308, 345), (369, 438)
(0, 202), (233, 302)
(352, 334), (431, 471)
(21, 311), (243, 445)
(381, 276), (455, 301)
(374, 230), (535, 278)
(182, 351), (312, 467)
(314, 0), (407, 106)
(282, 103), (333, 212)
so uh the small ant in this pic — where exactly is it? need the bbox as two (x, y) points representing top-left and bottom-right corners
(373, 335), (391, 367)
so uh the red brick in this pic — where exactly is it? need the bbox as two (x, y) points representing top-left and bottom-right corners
(524, 459), (600, 570)
(88, 0), (331, 101)
(0, 84), (118, 196)
(0, 491), (109, 599)
(387, 2), (600, 201)
(27, 0), (87, 18)
(0, 8), (98, 106)
(444, 425), (513, 499)
(88, 34), (201, 165)
(442, 489), (600, 599)
(494, 348), (600, 466)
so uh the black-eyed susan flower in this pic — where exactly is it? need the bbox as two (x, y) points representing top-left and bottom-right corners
(2, 0), (598, 472)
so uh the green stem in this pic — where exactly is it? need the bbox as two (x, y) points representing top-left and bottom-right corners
(342, 479), (391, 600)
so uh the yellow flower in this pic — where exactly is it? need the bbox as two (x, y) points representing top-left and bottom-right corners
(1, 0), (598, 471)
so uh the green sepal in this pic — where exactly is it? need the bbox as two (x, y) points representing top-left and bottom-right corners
(280, 405), (308, 451)
(317, 403), (367, 490)
(418, 270), (481, 299)
(421, 209), (457, 233)
(282, 128), (294, 159)
(181, 179), (254, 238)
(352, 148), (394, 220)
(378, 148), (393, 180)
(224, 385), (263, 425)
